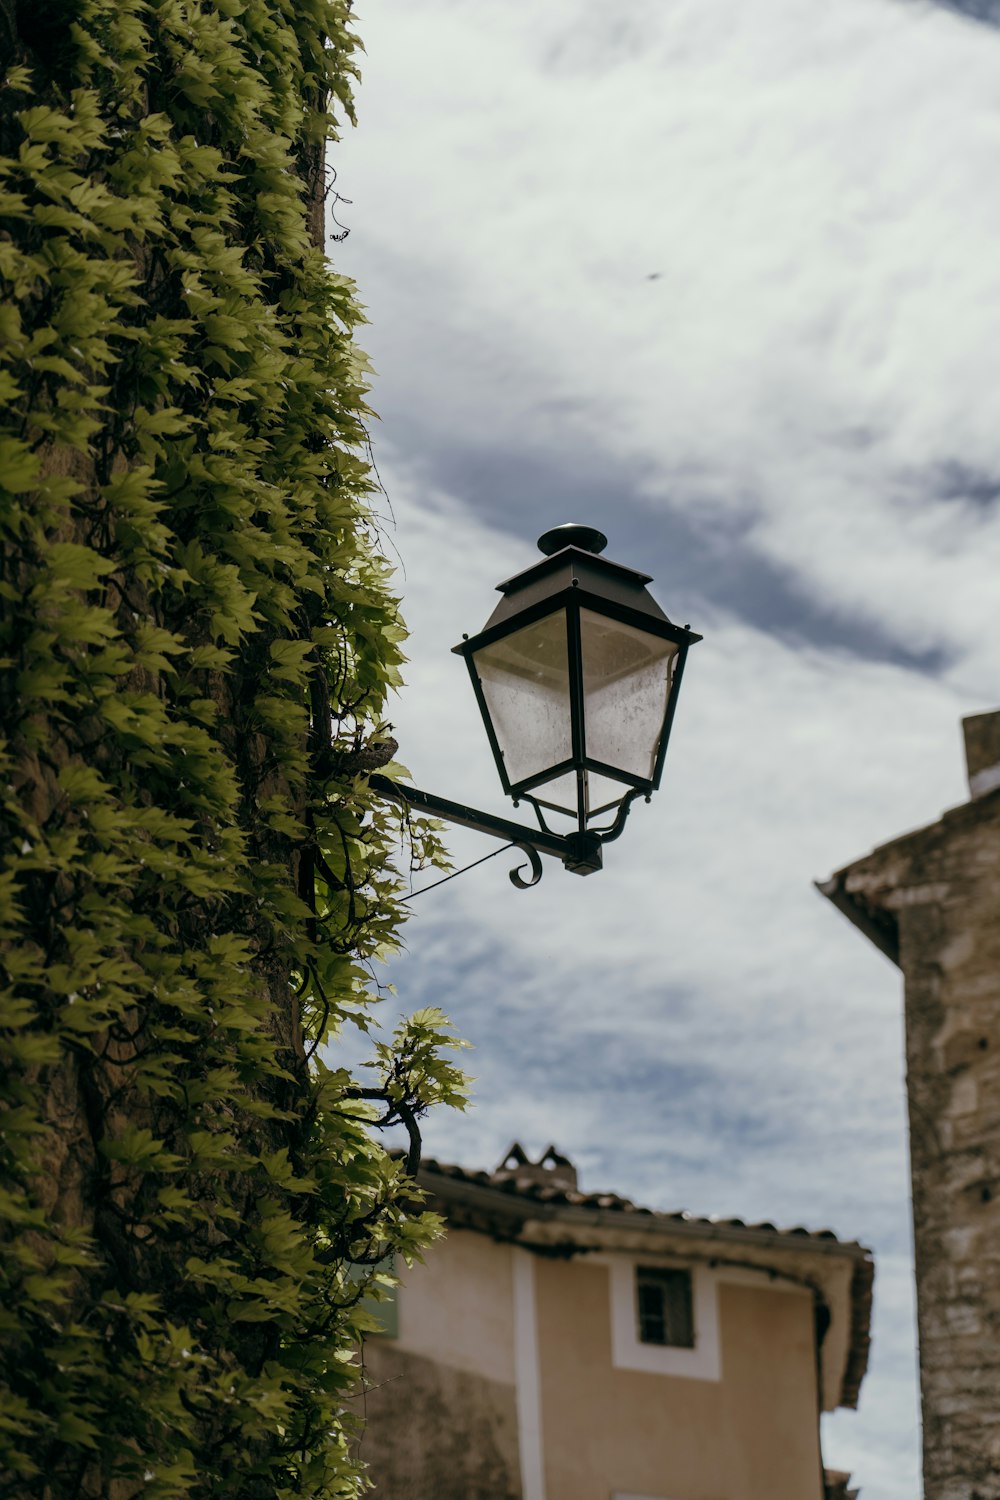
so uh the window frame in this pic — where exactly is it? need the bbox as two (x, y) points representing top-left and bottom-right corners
(635, 1264), (695, 1349)
(599, 1255), (722, 1381)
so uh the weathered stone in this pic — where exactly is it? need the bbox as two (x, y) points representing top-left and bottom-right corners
(963, 711), (1000, 799)
(821, 710), (1000, 1500)
(358, 1342), (522, 1500)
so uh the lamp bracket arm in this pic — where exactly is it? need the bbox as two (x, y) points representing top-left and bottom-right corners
(367, 775), (602, 882)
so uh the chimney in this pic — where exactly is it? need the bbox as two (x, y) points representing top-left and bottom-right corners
(962, 709), (1000, 799)
(493, 1142), (578, 1192)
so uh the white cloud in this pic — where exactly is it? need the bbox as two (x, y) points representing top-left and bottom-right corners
(331, 3), (1000, 1492)
(341, 0), (1000, 679)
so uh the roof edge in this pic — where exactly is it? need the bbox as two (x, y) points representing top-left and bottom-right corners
(815, 875), (900, 967)
(817, 783), (1000, 966)
(840, 1251), (875, 1410)
(417, 1166), (869, 1262)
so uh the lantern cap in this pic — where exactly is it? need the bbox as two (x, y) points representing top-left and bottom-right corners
(454, 529), (704, 650)
(537, 523), (608, 557)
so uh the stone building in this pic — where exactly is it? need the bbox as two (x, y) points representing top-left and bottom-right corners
(819, 708), (1000, 1500)
(356, 1145), (872, 1500)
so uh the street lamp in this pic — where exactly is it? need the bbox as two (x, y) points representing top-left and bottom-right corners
(370, 525), (701, 887)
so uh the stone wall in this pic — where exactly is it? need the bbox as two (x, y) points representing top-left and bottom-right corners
(825, 712), (1000, 1500)
(897, 801), (1000, 1500)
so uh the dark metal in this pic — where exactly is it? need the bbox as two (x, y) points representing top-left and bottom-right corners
(372, 528), (701, 890)
(482, 548), (676, 636)
(462, 582), (685, 660)
(592, 788), (644, 844)
(650, 643), (687, 790)
(565, 598), (587, 828)
(509, 844), (544, 889)
(368, 774), (603, 883)
(459, 585), (699, 812)
(537, 523), (608, 557)
(465, 653), (516, 798)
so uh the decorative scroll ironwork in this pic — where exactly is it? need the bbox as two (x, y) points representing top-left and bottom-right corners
(508, 843), (544, 889)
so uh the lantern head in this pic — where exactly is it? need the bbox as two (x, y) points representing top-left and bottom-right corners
(453, 524), (701, 834)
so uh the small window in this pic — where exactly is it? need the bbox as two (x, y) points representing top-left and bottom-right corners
(635, 1266), (694, 1348)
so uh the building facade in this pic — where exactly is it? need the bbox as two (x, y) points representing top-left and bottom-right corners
(820, 709), (1000, 1500)
(357, 1145), (872, 1500)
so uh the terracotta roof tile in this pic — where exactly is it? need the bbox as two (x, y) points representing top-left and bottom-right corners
(415, 1152), (861, 1251)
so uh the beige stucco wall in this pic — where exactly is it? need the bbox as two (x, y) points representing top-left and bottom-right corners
(358, 1230), (521, 1499)
(360, 1228), (826, 1500)
(393, 1221), (516, 1384)
(534, 1256), (823, 1500)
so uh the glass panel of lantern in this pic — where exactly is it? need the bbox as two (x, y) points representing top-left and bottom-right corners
(530, 768), (627, 822)
(579, 609), (680, 783)
(472, 612), (573, 790)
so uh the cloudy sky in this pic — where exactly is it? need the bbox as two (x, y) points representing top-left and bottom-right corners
(330, 2), (1000, 1493)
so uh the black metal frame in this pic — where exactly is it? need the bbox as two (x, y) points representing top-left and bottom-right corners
(367, 533), (701, 892)
(368, 773), (643, 885)
(456, 585), (698, 836)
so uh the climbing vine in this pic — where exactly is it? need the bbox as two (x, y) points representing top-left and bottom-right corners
(0, 3), (463, 1497)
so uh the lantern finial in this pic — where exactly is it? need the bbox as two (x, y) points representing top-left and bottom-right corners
(537, 523), (608, 557)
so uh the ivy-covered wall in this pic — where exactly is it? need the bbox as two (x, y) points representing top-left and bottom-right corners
(0, 4), (462, 1496)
